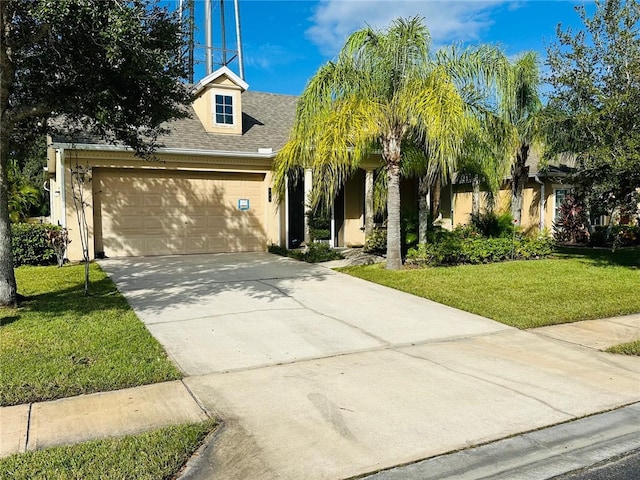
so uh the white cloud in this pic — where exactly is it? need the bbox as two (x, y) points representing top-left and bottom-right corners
(306, 0), (510, 55)
(244, 43), (303, 70)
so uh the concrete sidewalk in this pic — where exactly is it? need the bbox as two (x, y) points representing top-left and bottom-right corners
(0, 381), (208, 458)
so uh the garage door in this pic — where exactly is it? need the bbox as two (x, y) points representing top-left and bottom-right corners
(93, 168), (267, 257)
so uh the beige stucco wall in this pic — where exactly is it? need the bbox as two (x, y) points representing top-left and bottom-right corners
(54, 148), (281, 261)
(450, 179), (557, 234)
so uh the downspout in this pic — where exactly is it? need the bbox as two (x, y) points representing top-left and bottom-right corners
(534, 174), (545, 232)
(56, 148), (67, 229)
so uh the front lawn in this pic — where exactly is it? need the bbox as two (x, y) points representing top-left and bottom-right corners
(0, 419), (216, 479)
(0, 263), (182, 406)
(606, 340), (640, 356)
(341, 247), (640, 329)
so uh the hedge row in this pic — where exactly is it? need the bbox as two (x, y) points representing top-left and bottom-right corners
(11, 223), (60, 266)
(406, 235), (554, 267)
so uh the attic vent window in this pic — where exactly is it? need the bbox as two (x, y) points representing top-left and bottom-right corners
(215, 94), (234, 125)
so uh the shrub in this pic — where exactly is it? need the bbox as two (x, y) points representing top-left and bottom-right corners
(611, 225), (640, 247)
(11, 223), (60, 266)
(298, 242), (343, 263)
(307, 205), (331, 241)
(470, 211), (515, 238)
(589, 226), (609, 247)
(268, 242), (343, 263)
(588, 225), (640, 248)
(364, 227), (387, 254)
(553, 194), (590, 244)
(406, 234), (554, 267)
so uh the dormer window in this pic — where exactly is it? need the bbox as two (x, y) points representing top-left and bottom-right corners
(215, 94), (234, 125)
(191, 66), (248, 134)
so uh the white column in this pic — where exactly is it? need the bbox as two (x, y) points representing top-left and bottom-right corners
(365, 169), (374, 237)
(304, 168), (313, 245)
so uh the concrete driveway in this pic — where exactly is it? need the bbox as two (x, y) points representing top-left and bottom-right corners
(100, 253), (640, 480)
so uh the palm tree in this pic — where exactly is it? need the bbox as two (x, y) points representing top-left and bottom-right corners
(502, 52), (543, 225)
(409, 44), (513, 240)
(274, 17), (470, 269)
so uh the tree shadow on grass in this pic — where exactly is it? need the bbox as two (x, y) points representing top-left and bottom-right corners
(0, 315), (20, 327)
(17, 276), (132, 316)
(554, 245), (640, 268)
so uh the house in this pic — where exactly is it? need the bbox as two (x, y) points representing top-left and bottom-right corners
(441, 152), (576, 234)
(46, 66), (588, 262)
(46, 67), (388, 261)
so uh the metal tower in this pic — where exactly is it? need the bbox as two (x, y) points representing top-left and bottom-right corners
(179, 0), (245, 81)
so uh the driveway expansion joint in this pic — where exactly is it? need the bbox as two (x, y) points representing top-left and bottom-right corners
(395, 349), (576, 418)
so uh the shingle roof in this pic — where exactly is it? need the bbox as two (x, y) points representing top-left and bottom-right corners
(526, 150), (575, 177)
(52, 90), (298, 154)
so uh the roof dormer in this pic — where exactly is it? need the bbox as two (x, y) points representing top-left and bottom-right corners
(192, 66), (249, 135)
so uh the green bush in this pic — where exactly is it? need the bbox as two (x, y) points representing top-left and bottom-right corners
(364, 227), (387, 253)
(589, 226), (608, 247)
(11, 223), (60, 266)
(470, 211), (515, 238)
(298, 242), (343, 263)
(307, 205), (331, 241)
(268, 242), (343, 263)
(611, 225), (640, 247)
(588, 225), (640, 247)
(406, 233), (554, 267)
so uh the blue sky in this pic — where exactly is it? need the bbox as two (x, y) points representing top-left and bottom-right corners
(168, 1), (591, 95)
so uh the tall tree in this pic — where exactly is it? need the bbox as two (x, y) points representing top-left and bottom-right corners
(410, 44), (513, 241)
(545, 0), (640, 221)
(274, 17), (471, 269)
(502, 51), (543, 226)
(0, 0), (191, 306)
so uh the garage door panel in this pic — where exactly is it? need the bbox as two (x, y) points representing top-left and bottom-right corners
(94, 168), (266, 257)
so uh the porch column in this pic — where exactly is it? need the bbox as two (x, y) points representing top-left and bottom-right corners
(304, 168), (313, 245)
(365, 169), (374, 237)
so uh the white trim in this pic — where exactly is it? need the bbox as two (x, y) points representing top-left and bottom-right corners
(534, 175), (546, 231)
(552, 185), (573, 221)
(56, 148), (67, 229)
(304, 168), (312, 244)
(212, 89), (239, 129)
(191, 66), (249, 95)
(285, 176), (290, 249)
(50, 142), (279, 159)
(330, 203), (335, 248)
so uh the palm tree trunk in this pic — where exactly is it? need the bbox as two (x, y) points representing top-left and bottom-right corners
(382, 134), (403, 270)
(472, 175), (480, 217)
(418, 174), (429, 243)
(511, 144), (530, 226)
(431, 181), (441, 218)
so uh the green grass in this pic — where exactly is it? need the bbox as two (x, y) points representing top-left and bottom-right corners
(340, 247), (640, 329)
(0, 419), (216, 479)
(606, 340), (640, 356)
(0, 263), (182, 406)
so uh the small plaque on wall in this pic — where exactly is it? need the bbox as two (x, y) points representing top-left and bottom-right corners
(238, 199), (250, 211)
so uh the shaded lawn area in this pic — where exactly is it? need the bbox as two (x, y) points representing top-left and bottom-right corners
(0, 419), (216, 480)
(340, 247), (640, 329)
(0, 263), (181, 406)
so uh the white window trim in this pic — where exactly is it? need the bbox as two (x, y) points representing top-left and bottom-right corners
(552, 184), (573, 221)
(212, 89), (238, 128)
